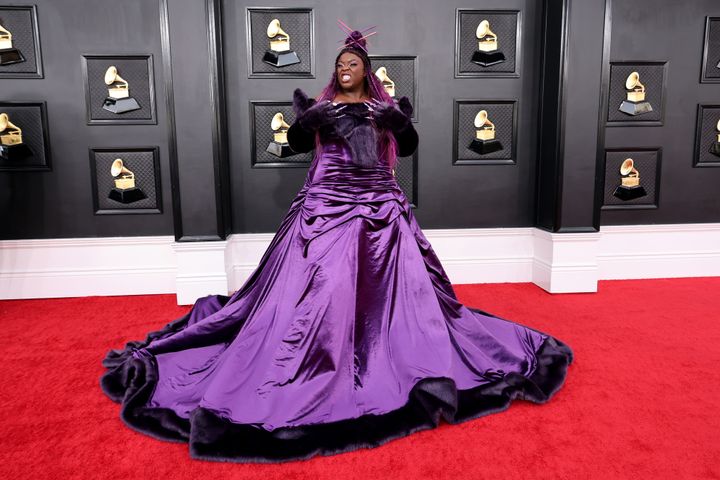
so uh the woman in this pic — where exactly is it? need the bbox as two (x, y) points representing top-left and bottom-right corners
(101, 28), (573, 463)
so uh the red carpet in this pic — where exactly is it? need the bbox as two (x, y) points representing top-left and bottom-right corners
(1, 278), (718, 479)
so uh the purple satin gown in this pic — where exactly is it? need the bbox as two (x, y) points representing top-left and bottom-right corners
(101, 104), (573, 463)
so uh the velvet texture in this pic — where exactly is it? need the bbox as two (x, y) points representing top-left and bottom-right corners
(289, 89), (418, 163)
(100, 114), (573, 463)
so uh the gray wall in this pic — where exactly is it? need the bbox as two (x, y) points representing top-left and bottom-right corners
(225, 0), (543, 232)
(2, 0), (720, 241)
(599, 0), (720, 225)
(0, 0), (174, 239)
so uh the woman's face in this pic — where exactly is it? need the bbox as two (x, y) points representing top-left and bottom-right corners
(336, 51), (365, 91)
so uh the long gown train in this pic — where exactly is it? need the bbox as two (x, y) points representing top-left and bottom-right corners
(101, 136), (573, 463)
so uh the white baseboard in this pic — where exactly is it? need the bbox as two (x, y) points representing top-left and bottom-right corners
(0, 236), (177, 300)
(532, 229), (600, 293)
(597, 223), (720, 279)
(2, 223), (719, 303)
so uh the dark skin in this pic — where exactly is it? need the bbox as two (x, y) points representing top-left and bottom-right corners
(332, 51), (370, 103)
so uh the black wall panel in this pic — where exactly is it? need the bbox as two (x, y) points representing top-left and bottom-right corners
(4, 0), (720, 241)
(600, 0), (720, 225)
(0, 0), (172, 239)
(223, 0), (543, 233)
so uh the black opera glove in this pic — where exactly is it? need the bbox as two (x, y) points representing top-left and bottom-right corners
(295, 99), (347, 132)
(365, 96), (413, 132)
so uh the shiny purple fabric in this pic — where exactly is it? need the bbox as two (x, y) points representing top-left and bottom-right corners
(129, 138), (553, 433)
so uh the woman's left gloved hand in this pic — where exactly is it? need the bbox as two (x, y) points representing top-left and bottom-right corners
(364, 97), (412, 132)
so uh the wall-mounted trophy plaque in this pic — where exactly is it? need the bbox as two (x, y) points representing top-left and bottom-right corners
(0, 112), (32, 161)
(0, 6), (43, 78)
(612, 158), (647, 201)
(89, 147), (162, 214)
(453, 100), (517, 165)
(262, 18), (301, 67)
(375, 66), (395, 97)
(618, 71), (653, 116)
(455, 9), (520, 78)
(246, 8), (314, 78)
(108, 158), (147, 204)
(266, 112), (293, 158)
(602, 148), (661, 210)
(607, 62), (666, 126)
(82, 54), (156, 125)
(472, 20), (506, 67)
(102, 66), (141, 114)
(468, 110), (503, 155)
(0, 22), (24, 65)
(250, 100), (312, 168)
(368, 55), (419, 121)
(693, 104), (720, 167)
(701, 17), (720, 83)
(0, 101), (50, 171)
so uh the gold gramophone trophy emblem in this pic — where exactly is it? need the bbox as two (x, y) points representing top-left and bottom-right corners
(710, 119), (720, 158)
(468, 109), (503, 154)
(619, 71), (653, 116)
(102, 66), (141, 114)
(374, 66), (396, 97)
(0, 112), (33, 160)
(262, 19), (300, 67)
(613, 158), (647, 200)
(0, 22), (25, 65)
(266, 112), (295, 157)
(471, 20), (506, 67)
(108, 158), (147, 203)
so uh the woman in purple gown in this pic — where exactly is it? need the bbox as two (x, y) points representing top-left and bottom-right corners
(101, 28), (573, 463)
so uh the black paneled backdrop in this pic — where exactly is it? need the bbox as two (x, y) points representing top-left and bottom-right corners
(4, 0), (720, 241)
(0, 5), (42, 77)
(601, 0), (720, 225)
(0, 0), (172, 239)
(455, 9), (519, 76)
(224, 0), (542, 233)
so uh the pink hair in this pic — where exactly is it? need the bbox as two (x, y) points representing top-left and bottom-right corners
(313, 56), (400, 170)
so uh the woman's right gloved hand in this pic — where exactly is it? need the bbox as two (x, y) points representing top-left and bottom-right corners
(296, 100), (347, 132)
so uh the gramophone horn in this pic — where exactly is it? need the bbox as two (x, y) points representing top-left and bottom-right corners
(267, 19), (288, 38)
(110, 158), (134, 178)
(716, 119), (720, 132)
(270, 112), (289, 130)
(0, 112), (20, 134)
(476, 20), (493, 38)
(104, 66), (127, 86)
(625, 71), (643, 91)
(474, 110), (489, 128)
(375, 66), (388, 80)
(620, 158), (635, 175)
(104, 66), (118, 84)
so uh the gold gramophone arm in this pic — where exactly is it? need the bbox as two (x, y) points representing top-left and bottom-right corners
(0, 24), (10, 39)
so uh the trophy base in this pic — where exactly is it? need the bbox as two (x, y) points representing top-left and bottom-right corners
(469, 138), (503, 155)
(262, 50), (301, 68)
(619, 100), (653, 116)
(470, 50), (506, 67)
(710, 142), (720, 158)
(0, 143), (33, 161)
(266, 142), (296, 158)
(102, 96), (141, 114)
(108, 187), (147, 204)
(613, 185), (647, 201)
(0, 47), (25, 66)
